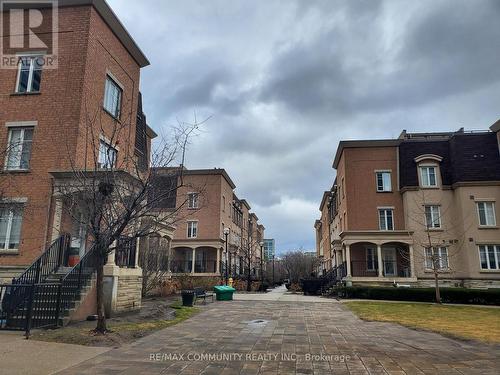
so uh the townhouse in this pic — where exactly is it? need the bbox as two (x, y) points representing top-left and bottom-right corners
(152, 168), (265, 279)
(316, 122), (500, 288)
(0, 0), (158, 316)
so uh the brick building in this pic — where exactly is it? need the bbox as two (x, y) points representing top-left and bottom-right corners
(316, 122), (500, 288)
(152, 168), (265, 279)
(0, 0), (158, 316)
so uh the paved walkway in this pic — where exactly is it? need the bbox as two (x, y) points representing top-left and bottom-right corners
(0, 331), (108, 375)
(234, 285), (333, 303)
(55, 288), (499, 375)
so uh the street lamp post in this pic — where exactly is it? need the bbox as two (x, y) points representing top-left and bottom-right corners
(223, 228), (230, 286)
(259, 241), (264, 291)
(272, 255), (275, 286)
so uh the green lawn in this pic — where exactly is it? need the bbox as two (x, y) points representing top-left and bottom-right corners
(344, 301), (500, 344)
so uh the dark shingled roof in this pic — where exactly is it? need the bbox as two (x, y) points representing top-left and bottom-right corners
(399, 132), (500, 188)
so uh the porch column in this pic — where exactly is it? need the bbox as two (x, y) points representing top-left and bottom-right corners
(191, 248), (196, 274)
(165, 237), (172, 273)
(51, 196), (63, 241)
(345, 244), (351, 277)
(134, 237), (140, 268)
(107, 240), (117, 265)
(409, 245), (416, 278)
(216, 247), (221, 274)
(377, 244), (383, 277)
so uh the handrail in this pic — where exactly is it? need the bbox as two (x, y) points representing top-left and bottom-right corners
(14, 234), (70, 285)
(59, 244), (98, 314)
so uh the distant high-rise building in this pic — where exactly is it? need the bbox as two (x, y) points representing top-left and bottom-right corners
(263, 239), (275, 260)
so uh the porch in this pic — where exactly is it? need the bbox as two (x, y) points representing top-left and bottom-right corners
(171, 246), (221, 275)
(336, 232), (417, 283)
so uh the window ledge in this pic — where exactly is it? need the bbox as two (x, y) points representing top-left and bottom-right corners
(426, 228), (444, 232)
(478, 226), (498, 230)
(0, 249), (19, 255)
(424, 269), (451, 273)
(376, 191), (393, 193)
(479, 269), (500, 273)
(10, 92), (41, 96)
(420, 186), (440, 189)
(2, 169), (31, 174)
(103, 107), (121, 122)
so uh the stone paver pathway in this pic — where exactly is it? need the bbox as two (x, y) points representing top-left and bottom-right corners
(56, 289), (500, 375)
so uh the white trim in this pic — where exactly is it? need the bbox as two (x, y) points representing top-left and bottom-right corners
(1, 197), (28, 203)
(414, 154), (443, 163)
(5, 121), (37, 128)
(476, 201), (497, 227)
(105, 70), (124, 90)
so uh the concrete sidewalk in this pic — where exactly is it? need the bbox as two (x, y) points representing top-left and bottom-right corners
(0, 331), (109, 375)
(233, 285), (337, 303)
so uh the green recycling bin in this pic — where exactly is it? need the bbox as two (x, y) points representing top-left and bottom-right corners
(214, 285), (236, 301)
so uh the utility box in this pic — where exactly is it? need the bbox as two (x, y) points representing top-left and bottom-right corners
(214, 285), (236, 301)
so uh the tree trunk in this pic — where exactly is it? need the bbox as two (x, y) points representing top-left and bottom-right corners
(434, 271), (441, 304)
(246, 261), (251, 292)
(95, 258), (107, 333)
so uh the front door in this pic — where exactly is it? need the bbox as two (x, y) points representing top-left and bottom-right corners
(382, 247), (397, 276)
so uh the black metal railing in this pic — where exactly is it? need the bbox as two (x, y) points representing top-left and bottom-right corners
(171, 260), (192, 273)
(14, 234), (70, 285)
(58, 245), (98, 315)
(350, 260), (379, 277)
(0, 283), (62, 337)
(194, 260), (217, 273)
(115, 237), (137, 268)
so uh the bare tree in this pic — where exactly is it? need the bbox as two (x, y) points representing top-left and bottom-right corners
(402, 190), (470, 303)
(55, 101), (208, 333)
(282, 250), (320, 284)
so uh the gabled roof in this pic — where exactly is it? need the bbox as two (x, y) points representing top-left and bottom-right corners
(491, 119), (500, 132)
(319, 191), (331, 211)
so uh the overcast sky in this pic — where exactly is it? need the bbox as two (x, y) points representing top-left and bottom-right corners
(108, 0), (499, 254)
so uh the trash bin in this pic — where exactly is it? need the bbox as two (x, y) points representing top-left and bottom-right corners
(181, 290), (195, 306)
(214, 285), (236, 301)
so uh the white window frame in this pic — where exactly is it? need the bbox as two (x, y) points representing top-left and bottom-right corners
(378, 208), (394, 231)
(478, 245), (500, 270)
(425, 246), (449, 270)
(187, 221), (198, 238)
(0, 205), (23, 250)
(366, 247), (376, 271)
(5, 127), (34, 171)
(476, 201), (496, 227)
(98, 139), (117, 169)
(425, 205), (441, 229)
(375, 171), (392, 192)
(419, 165), (438, 187)
(15, 55), (43, 93)
(187, 192), (199, 209)
(103, 75), (123, 119)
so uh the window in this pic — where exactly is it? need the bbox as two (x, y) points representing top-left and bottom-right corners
(425, 247), (449, 270)
(479, 245), (500, 270)
(477, 202), (496, 226)
(366, 247), (376, 271)
(103, 76), (122, 118)
(342, 177), (345, 199)
(188, 193), (199, 209)
(222, 196), (225, 212)
(378, 209), (394, 230)
(425, 205), (441, 229)
(187, 221), (198, 238)
(16, 56), (42, 93)
(98, 140), (117, 169)
(420, 166), (437, 187)
(376, 171), (391, 192)
(6, 127), (34, 170)
(0, 205), (23, 250)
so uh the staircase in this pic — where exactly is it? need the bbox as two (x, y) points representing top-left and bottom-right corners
(0, 234), (98, 334)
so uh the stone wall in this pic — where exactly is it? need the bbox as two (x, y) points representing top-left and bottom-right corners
(116, 274), (142, 312)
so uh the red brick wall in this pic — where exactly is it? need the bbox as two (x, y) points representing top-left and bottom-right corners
(0, 5), (142, 266)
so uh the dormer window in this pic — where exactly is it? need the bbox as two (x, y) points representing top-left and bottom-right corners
(414, 154), (443, 188)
